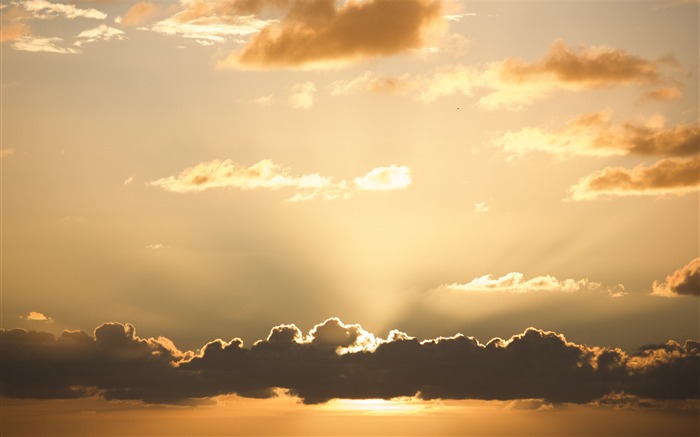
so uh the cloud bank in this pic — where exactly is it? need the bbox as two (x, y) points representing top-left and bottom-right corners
(148, 159), (411, 200)
(652, 258), (700, 297)
(1, 318), (697, 405)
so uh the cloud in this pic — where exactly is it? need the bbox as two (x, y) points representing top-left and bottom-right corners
(288, 82), (316, 109)
(640, 87), (682, 102)
(568, 156), (700, 201)
(12, 36), (79, 53)
(145, 243), (170, 250)
(23, 311), (53, 322)
(442, 272), (625, 296)
(1, 319), (697, 405)
(22, 0), (107, 20)
(353, 165), (412, 191)
(75, 24), (126, 46)
(148, 159), (410, 200)
(0, 148), (15, 158)
(473, 201), (490, 213)
(652, 258), (700, 298)
(329, 39), (677, 109)
(0, 5), (32, 41)
(148, 0), (273, 45)
(492, 110), (700, 159)
(217, 0), (443, 69)
(123, 174), (136, 185)
(120, 1), (160, 27)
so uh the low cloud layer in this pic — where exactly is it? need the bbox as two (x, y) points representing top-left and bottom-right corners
(442, 272), (625, 296)
(329, 39), (677, 108)
(652, 258), (700, 297)
(149, 159), (411, 200)
(568, 156), (700, 201)
(1, 318), (697, 405)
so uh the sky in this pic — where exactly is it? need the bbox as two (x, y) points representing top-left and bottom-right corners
(1, 0), (699, 435)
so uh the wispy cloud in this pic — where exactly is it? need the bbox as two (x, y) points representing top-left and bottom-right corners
(0, 148), (15, 158)
(568, 156), (700, 201)
(148, 159), (411, 201)
(12, 36), (79, 53)
(120, 1), (160, 27)
(652, 258), (700, 297)
(442, 272), (625, 296)
(22, 0), (106, 20)
(75, 24), (126, 47)
(288, 82), (316, 109)
(329, 39), (679, 109)
(473, 201), (490, 213)
(1, 319), (697, 405)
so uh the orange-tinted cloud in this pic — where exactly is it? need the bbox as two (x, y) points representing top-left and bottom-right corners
(0, 6), (32, 42)
(149, 159), (411, 200)
(120, 1), (160, 27)
(568, 156), (700, 201)
(640, 87), (682, 102)
(442, 272), (625, 296)
(493, 110), (699, 159)
(0, 148), (15, 158)
(24, 311), (53, 322)
(218, 0), (443, 69)
(1, 319), (698, 405)
(652, 258), (700, 297)
(330, 39), (679, 109)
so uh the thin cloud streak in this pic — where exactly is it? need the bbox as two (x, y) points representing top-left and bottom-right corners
(149, 159), (411, 200)
(1, 318), (697, 405)
(442, 272), (625, 296)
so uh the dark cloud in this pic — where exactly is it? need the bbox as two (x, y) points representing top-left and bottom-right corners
(652, 258), (700, 297)
(218, 0), (443, 68)
(1, 318), (698, 405)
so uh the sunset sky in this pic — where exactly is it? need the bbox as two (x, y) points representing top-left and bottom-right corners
(1, 0), (699, 435)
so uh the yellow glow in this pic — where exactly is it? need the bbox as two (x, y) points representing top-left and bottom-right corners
(324, 398), (427, 415)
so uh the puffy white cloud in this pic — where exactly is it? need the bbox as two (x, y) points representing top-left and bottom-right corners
(354, 165), (412, 191)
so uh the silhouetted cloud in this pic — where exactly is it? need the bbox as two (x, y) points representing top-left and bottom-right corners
(652, 258), (700, 297)
(149, 159), (411, 200)
(568, 156), (700, 201)
(2, 318), (697, 405)
(442, 272), (625, 296)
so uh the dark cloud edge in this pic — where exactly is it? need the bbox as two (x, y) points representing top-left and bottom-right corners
(1, 318), (698, 407)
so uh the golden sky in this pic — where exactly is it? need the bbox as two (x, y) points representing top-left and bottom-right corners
(1, 0), (699, 435)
